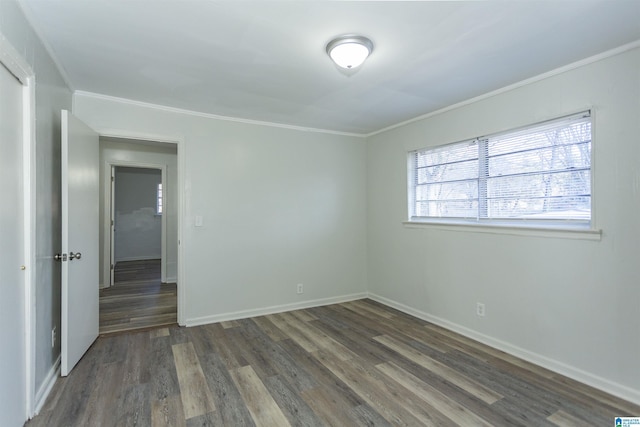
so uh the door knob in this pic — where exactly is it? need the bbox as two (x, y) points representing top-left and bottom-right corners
(69, 252), (82, 261)
(54, 253), (67, 262)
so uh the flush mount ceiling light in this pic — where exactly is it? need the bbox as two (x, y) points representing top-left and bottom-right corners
(326, 35), (373, 69)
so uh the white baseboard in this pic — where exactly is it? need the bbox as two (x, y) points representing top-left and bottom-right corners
(368, 293), (640, 406)
(114, 256), (161, 263)
(185, 292), (367, 327)
(32, 355), (60, 417)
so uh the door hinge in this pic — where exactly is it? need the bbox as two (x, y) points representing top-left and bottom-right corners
(111, 176), (114, 182)
(111, 220), (114, 226)
(111, 264), (114, 270)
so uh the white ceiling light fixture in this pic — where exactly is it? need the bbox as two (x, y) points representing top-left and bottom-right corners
(326, 35), (374, 69)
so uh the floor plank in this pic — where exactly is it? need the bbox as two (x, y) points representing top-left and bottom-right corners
(374, 334), (503, 404)
(312, 349), (437, 426)
(172, 342), (216, 419)
(230, 365), (291, 427)
(548, 409), (589, 427)
(151, 395), (186, 427)
(376, 361), (489, 426)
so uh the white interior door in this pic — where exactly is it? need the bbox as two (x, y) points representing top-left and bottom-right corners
(61, 110), (99, 376)
(0, 60), (27, 426)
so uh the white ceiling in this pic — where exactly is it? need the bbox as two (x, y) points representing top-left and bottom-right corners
(19, 0), (640, 135)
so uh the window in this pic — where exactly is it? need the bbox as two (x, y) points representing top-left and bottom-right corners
(156, 183), (163, 215)
(408, 111), (592, 228)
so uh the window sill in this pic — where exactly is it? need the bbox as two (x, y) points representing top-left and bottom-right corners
(402, 220), (602, 241)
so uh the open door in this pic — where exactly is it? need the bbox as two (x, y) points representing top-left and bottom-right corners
(60, 110), (99, 376)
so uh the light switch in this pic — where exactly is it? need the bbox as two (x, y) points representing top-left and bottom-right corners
(195, 215), (203, 227)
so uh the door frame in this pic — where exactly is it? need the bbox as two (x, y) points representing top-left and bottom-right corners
(104, 162), (168, 286)
(0, 34), (36, 418)
(95, 130), (185, 325)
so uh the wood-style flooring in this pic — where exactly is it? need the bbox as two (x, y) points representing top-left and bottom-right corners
(29, 299), (638, 426)
(99, 259), (177, 335)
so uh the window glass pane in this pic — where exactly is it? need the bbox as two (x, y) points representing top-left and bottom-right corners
(485, 118), (591, 220)
(157, 183), (163, 215)
(411, 139), (479, 219)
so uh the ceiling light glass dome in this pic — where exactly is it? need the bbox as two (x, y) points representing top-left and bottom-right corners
(326, 35), (373, 69)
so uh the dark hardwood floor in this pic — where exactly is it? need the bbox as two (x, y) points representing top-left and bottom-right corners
(29, 299), (639, 426)
(99, 259), (177, 335)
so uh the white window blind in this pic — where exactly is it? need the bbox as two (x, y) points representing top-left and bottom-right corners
(409, 111), (592, 226)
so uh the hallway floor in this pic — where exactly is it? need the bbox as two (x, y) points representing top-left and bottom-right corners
(99, 259), (177, 335)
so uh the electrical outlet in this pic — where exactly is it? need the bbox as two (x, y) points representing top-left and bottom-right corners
(476, 302), (486, 317)
(297, 284), (303, 294)
(51, 326), (56, 348)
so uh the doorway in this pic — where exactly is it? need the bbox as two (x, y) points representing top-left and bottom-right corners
(98, 137), (178, 334)
(113, 166), (163, 283)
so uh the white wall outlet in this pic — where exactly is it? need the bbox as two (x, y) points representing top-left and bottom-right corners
(476, 302), (486, 317)
(297, 284), (303, 294)
(51, 326), (56, 348)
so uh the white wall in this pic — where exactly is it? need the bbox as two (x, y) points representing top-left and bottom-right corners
(367, 47), (640, 401)
(99, 138), (178, 286)
(76, 94), (368, 324)
(114, 167), (162, 262)
(0, 0), (72, 410)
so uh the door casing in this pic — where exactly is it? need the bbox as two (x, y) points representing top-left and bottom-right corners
(0, 34), (36, 419)
(96, 131), (185, 325)
(106, 162), (168, 287)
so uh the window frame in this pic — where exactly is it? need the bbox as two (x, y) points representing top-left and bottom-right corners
(405, 111), (601, 240)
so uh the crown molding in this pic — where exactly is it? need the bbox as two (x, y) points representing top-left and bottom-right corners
(73, 91), (366, 138)
(366, 39), (640, 138)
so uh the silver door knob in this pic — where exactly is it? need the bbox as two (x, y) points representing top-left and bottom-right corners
(69, 252), (82, 261)
(54, 253), (67, 262)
